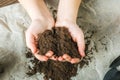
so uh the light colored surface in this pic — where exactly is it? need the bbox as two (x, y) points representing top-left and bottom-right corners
(0, 0), (120, 80)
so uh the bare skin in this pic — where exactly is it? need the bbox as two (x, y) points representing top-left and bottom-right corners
(18, 0), (85, 63)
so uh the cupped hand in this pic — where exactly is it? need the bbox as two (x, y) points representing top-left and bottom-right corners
(26, 19), (56, 61)
(56, 21), (85, 64)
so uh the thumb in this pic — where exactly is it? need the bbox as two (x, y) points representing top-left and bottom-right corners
(78, 48), (85, 57)
(77, 40), (85, 57)
(26, 32), (38, 54)
(29, 43), (38, 54)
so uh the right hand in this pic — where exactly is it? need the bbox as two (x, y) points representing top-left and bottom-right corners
(56, 21), (85, 64)
(26, 19), (55, 61)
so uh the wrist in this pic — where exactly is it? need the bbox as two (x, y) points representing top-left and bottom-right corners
(31, 17), (55, 28)
(57, 17), (76, 24)
(31, 14), (53, 22)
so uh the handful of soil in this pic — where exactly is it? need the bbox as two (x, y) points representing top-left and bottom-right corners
(26, 27), (84, 80)
(38, 27), (81, 58)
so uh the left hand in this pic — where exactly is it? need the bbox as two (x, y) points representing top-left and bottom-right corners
(25, 19), (56, 61)
(55, 21), (85, 64)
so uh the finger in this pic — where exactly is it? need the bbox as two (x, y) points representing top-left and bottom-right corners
(45, 51), (54, 58)
(62, 54), (72, 62)
(34, 51), (48, 61)
(70, 58), (80, 64)
(78, 48), (85, 57)
(77, 39), (85, 57)
(26, 32), (38, 54)
(58, 56), (64, 61)
(50, 55), (58, 61)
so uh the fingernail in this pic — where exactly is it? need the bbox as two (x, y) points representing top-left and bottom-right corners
(81, 52), (85, 57)
(63, 54), (68, 59)
(44, 58), (48, 61)
(71, 58), (80, 64)
(80, 51), (85, 57)
(45, 51), (53, 57)
(42, 57), (48, 61)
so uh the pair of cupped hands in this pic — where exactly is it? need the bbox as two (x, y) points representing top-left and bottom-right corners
(26, 18), (85, 64)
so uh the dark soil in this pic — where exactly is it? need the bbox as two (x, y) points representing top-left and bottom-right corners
(26, 27), (91, 80)
(38, 27), (81, 58)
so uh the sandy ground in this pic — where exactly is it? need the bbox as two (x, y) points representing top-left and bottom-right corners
(0, 0), (120, 80)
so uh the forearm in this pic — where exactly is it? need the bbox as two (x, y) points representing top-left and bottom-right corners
(57, 0), (82, 23)
(18, 0), (52, 21)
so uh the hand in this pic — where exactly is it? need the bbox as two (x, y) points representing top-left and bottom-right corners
(56, 21), (85, 64)
(26, 19), (55, 61)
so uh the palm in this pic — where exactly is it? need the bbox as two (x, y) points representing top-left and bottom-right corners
(56, 22), (85, 63)
(26, 19), (55, 61)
